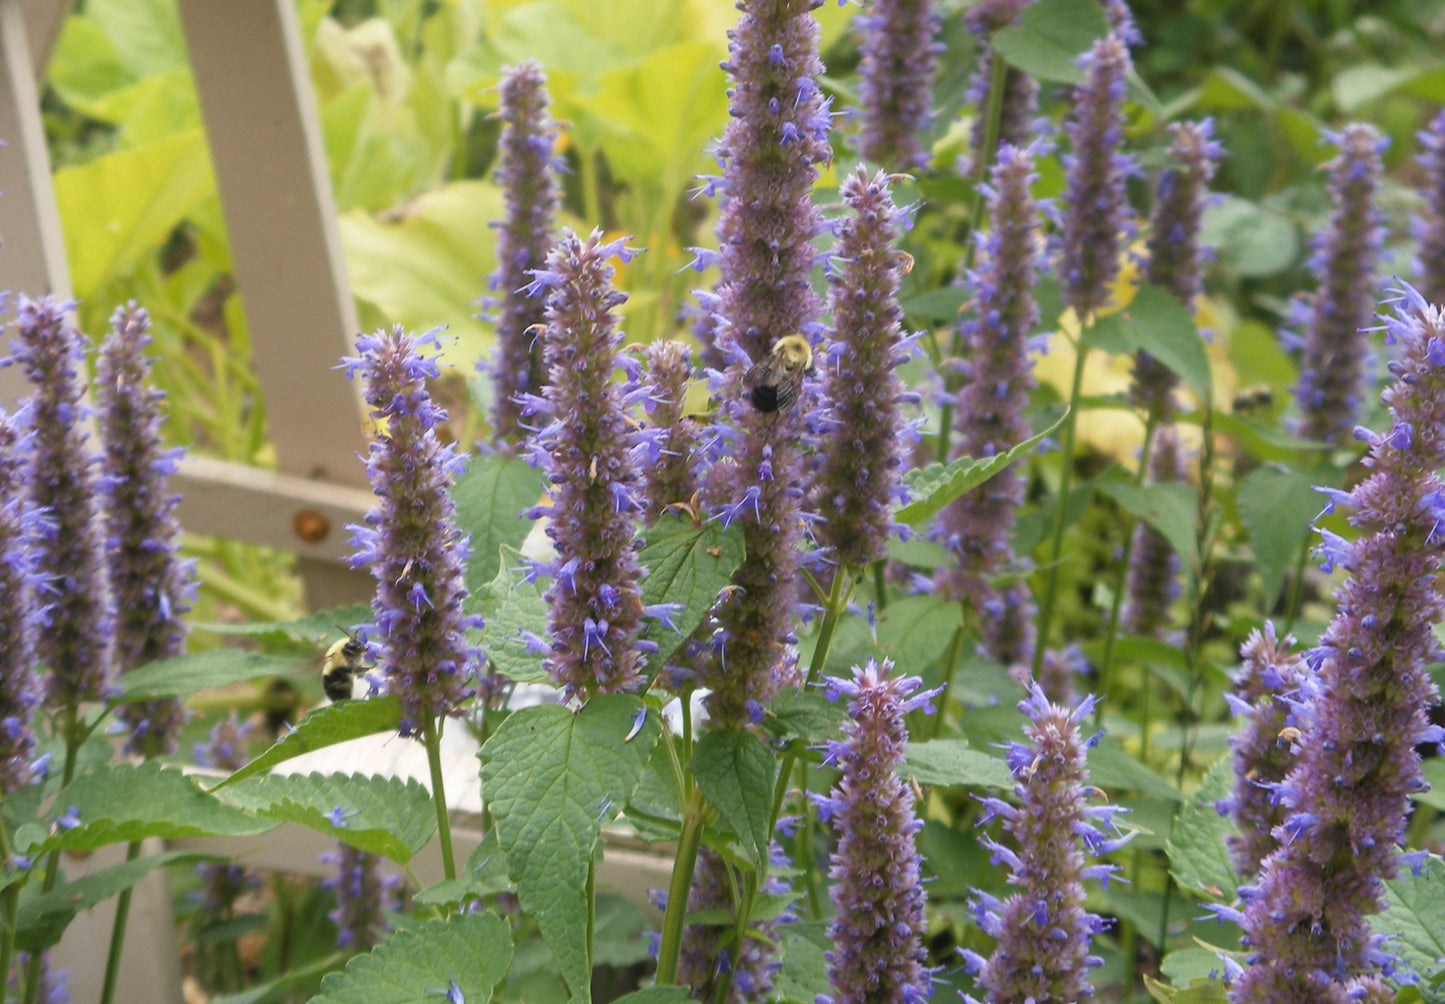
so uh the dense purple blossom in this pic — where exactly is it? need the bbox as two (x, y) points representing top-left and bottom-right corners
(1121, 427), (1185, 639)
(639, 341), (701, 526)
(1057, 36), (1134, 320)
(936, 143), (1044, 668)
(327, 843), (403, 950)
(486, 59), (562, 449)
(810, 168), (914, 571)
(8, 295), (113, 710)
(1229, 286), (1445, 1002)
(523, 230), (649, 700)
(0, 407), (45, 795)
(962, 2), (1038, 178)
(1035, 643), (1087, 708)
(1413, 109), (1445, 306)
(343, 327), (483, 733)
(1287, 123), (1386, 449)
(815, 660), (935, 1004)
(854, 0), (939, 169)
(962, 686), (1123, 1004)
(97, 303), (193, 758)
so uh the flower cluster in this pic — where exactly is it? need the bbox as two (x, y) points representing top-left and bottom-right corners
(343, 327), (483, 733)
(854, 0), (939, 169)
(486, 59), (562, 449)
(962, 686), (1126, 1004)
(0, 407), (45, 795)
(1121, 426), (1185, 639)
(1287, 123), (1386, 449)
(521, 230), (650, 701)
(814, 660), (935, 1004)
(193, 717), (260, 919)
(1228, 286), (1445, 1002)
(638, 340), (700, 526)
(328, 843), (403, 950)
(1415, 109), (1445, 306)
(97, 303), (193, 758)
(962, 3), (1039, 178)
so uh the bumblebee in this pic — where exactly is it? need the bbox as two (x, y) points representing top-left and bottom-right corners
(743, 334), (814, 413)
(321, 633), (371, 703)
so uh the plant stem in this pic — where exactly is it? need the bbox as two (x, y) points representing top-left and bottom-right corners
(422, 715), (457, 882)
(24, 710), (83, 1004)
(0, 812), (18, 998)
(654, 787), (708, 986)
(98, 840), (143, 1004)
(928, 619), (965, 741)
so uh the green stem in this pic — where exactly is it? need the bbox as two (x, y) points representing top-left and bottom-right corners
(654, 787), (708, 986)
(928, 619), (966, 741)
(1281, 536), (1311, 634)
(711, 872), (757, 1004)
(98, 841), (144, 1004)
(0, 810), (18, 998)
(24, 711), (83, 1004)
(422, 715), (457, 882)
(797, 755), (822, 919)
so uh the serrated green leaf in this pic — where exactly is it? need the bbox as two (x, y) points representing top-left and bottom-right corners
(15, 763), (274, 856)
(115, 650), (307, 701)
(691, 730), (776, 866)
(1083, 285), (1212, 400)
(211, 697), (404, 790)
(1166, 756), (1239, 901)
(1089, 740), (1183, 802)
(774, 923), (831, 1004)
(1237, 466), (1323, 609)
(877, 596), (962, 671)
(1098, 480), (1198, 573)
(639, 515), (746, 673)
(311, 911), (513, 1004)
(1160, 948), (1229, 988)
(480, 696), (660, 1002)
(192, 605), (373, 647)
(454, 454), (545, 595)
(897, 414), (1065, 526)
(476, 549), (551, 684)
(903, 740), (1014, 789)
(763, 688), (848, 746)
(1375, 855), (1445, 997)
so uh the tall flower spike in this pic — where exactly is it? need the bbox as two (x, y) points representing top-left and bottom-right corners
(854, 0), (940, 169)
(811, 167), (913, 571)
(328, 843), (403, 950)
(1120, 426), (1185, 639)
(815, 659), (935, 1004)
(487, 59), (562, 450)
(963, 686), (1124, 1004)
(97, 303), (193, 758)
(343, 327), (483, 733)
(936, 142), (1044, 669)
(1219, 623), (1304, 880)
(1287, 123), (1386, 449)
(525, 229), (649, 701)
(639, 340), (701, 526)
(1413, 109), (1445, 307)
(963, 2), (1039, 178)
(1228, 286), (1445, 1003)
(193, 716), (260, 930)
(9, 296), (113, 710)
(0, 408), (45, 795)
(1057, 35), (1133, 320)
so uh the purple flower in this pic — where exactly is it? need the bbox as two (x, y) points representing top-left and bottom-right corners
(965, 685), (1123, 1004)
(7, 952), (68, 1004)
(485, 59), (562, 450)
(8, 295), (113, 710)
(1121, 427), (1186, 639)
(1057, 36), (1134, 320)
(816, 659), (934, 1004)
(1229, 286), (1445, 1001)
(194, 715), (259, 916)
(854, 0), (940, 169)
(962, 3), (1039, 178)
(97, 303), (193, 758)
(810, 168), (914, 571)
(327, 842), (403, 950)
(1415, 109), (1445, 306)
(1220, 623), (1305, 879)
(1103, 0), (1142, 46)
(343, 327), (483, 733)
(936, 143), (1045, 668)
(1287, 123), (1387, 449)
(0, 407), (45, 795)
(527, 230), (649, 701)
(1035, 643), (1088, 708)
(639, 340), (701, 526)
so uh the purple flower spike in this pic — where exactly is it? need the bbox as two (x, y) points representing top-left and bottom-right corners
(966, 685), (1123, 1004)
(1121, 427), (1186, 640)
(328, 843), (403, 950)
(854, 0), (940, 169)
(1222, 623), (1305, 879)
(936, 142), (1045, 669)
(811, 168), (913, 571)
(486, 59), (562, 450)
(639, 341), (701, 525)
(0, 408), (45, 795)
(530, 230), (648, 701)
(1288, 123), (1387, 449)
(1415, 109), (1445, 306)
(9, 295), (113, 710)
(1057, 36), (1134, 320)
(344, 327), (483, 734)
(97, 303), (193, 758)
(194, 716), (259, 918)
(1229, 286), (1445, 1001)
(962, 3), (1039, 178)
(819, 659), (933, 1004)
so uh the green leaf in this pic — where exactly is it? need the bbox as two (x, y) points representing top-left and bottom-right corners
(1375, 855), (1445, 997)
(1144, 974), (1230, 1004)
(14, 763), (275, 856)
(903, 740), (1014, 789)
(1200, 195), (1298, 279)
(1160, 948), (1230, 988)
(639, 515), (746, 672)
(610, 989), (693, 1004)
(897, 413), (1065, 526)
(454, 454), (545, 595)
(592, 894), (653, 967)
(115, 650), (307, 701)
(311, 911), (513, 1004)
(475, 549), (552, 685)
(210, 697), (404, 789)
(1082, 285), (1212, 401)
(17, 850), (223, 952)
(774, 923), (831, 1004)
(1088, 740), (1183, 803)
(1333, 63), (1416, 113)
(1237, 466), (1323, 610)
(480, 696), (661, 1002)
(192, 605), (373, 647)
(1165, 755), (1239, 901)
(763, 689), (848, 747)
(207, 952), (347, 1004)
(690, 730), (777, 866)
(900, 285), (969, 324)
(219, 772), (436, 863)
(876, 596), (962, 672)
(1097, 480), (1198, 571)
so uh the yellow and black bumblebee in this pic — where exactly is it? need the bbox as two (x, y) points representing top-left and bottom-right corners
(743, 334), (814, 413)
(321, 632), (371, 703)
